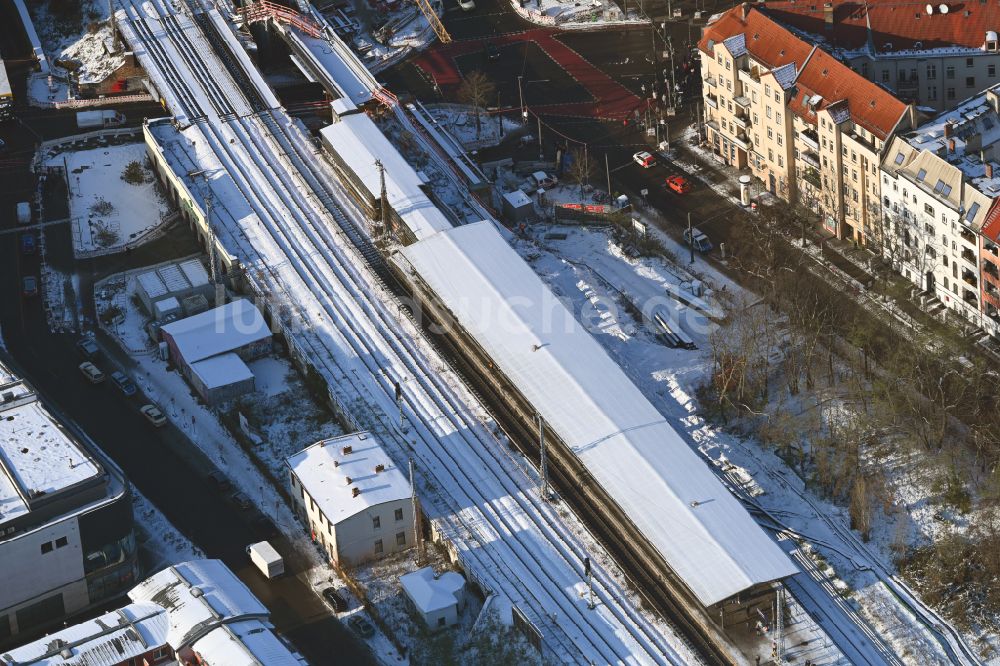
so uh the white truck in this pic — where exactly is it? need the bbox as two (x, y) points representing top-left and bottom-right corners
(16, 202), (30, 225)
(76, 110), (125, 129)
(247, 541), (284, 579)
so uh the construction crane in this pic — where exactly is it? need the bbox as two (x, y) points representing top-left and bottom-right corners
(414, 0), (451, 43)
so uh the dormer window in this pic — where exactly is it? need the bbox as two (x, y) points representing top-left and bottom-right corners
(916, 168), (927, 182)
(894, 152), (905, 165)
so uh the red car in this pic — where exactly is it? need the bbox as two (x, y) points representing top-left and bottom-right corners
(666, 175), (692, 194)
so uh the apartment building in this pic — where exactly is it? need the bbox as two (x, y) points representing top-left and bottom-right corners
(763, 0), (1000, 113)
(880, 86), (1000, 335)
(699, 4), (914, 242)
(0, 362), (138, 649)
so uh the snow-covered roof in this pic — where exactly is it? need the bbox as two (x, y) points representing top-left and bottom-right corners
(0, 377), (101, 525)
(286, 30), (371, 107)
(401, 222), (799, 607)
(400, 567), (465, 614)
(160, 300), (270, 365)
(191, 619), (303, 666)
(190, 352), (255, 391)
(136, 258), (209, 300)
(286, 432), (412, 524)
(318, 114), (453, 242)
(1, 602), (169, 665)
(128, 560), (269, 650)
(503, 190), (532, 208)
(179, 258), (210, 287)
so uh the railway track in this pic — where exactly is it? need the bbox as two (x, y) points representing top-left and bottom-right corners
(116, 1), (704, 662)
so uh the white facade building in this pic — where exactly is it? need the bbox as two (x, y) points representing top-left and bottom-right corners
(287, 432), (414, 567)
(0, 363), (137, 649)
(399, 567), (466, 631)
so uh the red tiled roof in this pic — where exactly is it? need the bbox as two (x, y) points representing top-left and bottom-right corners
(982, 199), (1000, 243)
(795, 48), (908, 138)
(698, 5), (813, 69)
(762, 0), (1000, 52)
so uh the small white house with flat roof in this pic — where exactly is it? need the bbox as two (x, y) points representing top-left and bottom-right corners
(399, 567), (466, 630)
(286, 432), (414, 566)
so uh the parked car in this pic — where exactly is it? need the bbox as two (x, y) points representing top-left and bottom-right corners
(20, 232), (35, 255)
(207, 470), (232, 493)
(458, 0), (475, 10)
(683, 227), (713, 253)
(21, 276), (38, 297)
(110, 370), (138, 396)
(76, 338), (100, 360)
(633, 151), (656, 168)
(140, 404), (167, 427)
(484, 41), (500, 60)
(528, 171), (557, 190)
(231, 491), (252, 510)
(322, 587), (348, 613)
(347, 615), (375, 639)
(79, 361), (106, 384)
(665, 175), (692, 194)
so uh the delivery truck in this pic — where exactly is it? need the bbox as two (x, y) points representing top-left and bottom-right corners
(76, 110), (126, 129)
(247, 541), (284, 579)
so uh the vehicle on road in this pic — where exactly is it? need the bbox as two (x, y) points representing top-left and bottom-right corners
(21, 276), (38, 297)
(79, 361), (106, 384)
(683, 227), (713, 253)
(76, 338), (100, 360)
(20, 232), (35, 255)
(140, 404), (167, 427)
(665, 175), (692, 194)
(207, 470), (232, 493)
(16, 202), (31, 225)
(458, 0), (475, 10)
(633, 151), (656, 168)
(247, 541), (284, 578)
(347, 615), (375, 639)
(485, 41), (500, 60)
(528, 171), (557, 190)
(322, 587), (348, 612)
(76, 110), (125, 129)
(110, 370), (138, 396)
(231, 491), (252, 510)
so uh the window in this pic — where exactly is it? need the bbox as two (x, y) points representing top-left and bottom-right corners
(967, 57), (974, 67)
(916, 168), (926, 182)
(966, 76), (976, 88)
(947, 88), (956, 100)
(753, 112), (759, 124)
(767, 127), (773, 139)
(768, 148), (774, 162)
(928, 86), (938, 101)
(882, 70), (890, 83)
(777, 135), (783, 146)
(894, 152), (905, 165)
(778, 155), (783, 167)
(396, 531), (407, 546)
(437, 617), (447, 627)
(991, 65), (997, 78)
(752, 90), (758, 103)
(153, 647), (171, 661)
(372, 516), (381, 530)
(933, 179), (946, 194)
(967, 201), (981, 222)
(941, 184), (952, 197)
(946, 66), (955, 79)
(776, 112), (782, 124)
(16, 595), (64, 633)
(925, 203), (935, 216)
(926, 64), (937, 79)
(851, 151), (857, 163)
(765, 84), (771, 96)
(766, 106), (772, 119)
(55, 537), (67, 549)
(40, 542), (53, 554)
(395, 508), (404, 521)
(374, 539), (383, 554)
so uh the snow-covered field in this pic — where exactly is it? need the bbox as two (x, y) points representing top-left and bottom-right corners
(425, 104), (523, 150)
(41, 143), (172, 257)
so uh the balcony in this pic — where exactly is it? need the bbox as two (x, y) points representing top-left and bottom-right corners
(733, 111), (750, 129)
(963, 288), (979, 306)
(802, 165), (821, 188)
(732, 131), (751, 150)
(800, 151), (820, 170)
(961, 247), (977, 266)
(984, 260), (1000, 280)
(799, 128), (820, 151)
(738, 66), (760, 86)
(705, 75), (718, 88)
(734, 95), (751, 108)
(959, 226), (976, 244)
(706, 93), (718, 109)
(987, 281), (999, 295)
(963, 269), (979, 288)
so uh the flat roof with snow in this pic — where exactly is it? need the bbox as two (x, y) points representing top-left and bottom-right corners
(402, 222), (798, 607)
(190, 352), (255, 391)
(503, 189), (532, 208)
(400, 567), (465, 614)
(161, 299), (270, 365)
(191, 619), (303, 666)
(286, 432), (412, 524)
(319, 114), (453, 242)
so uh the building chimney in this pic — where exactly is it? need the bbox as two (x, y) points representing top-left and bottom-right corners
(352, 487), (361, 498)
(987, 162), (994, 179)
(342, 445), (353, 455)
(375, 464), (385, 473)
(345, 476), (353, 485)
(944, 121), (953, 139)
(948, 138), (956, 153)
(741, 1), (750, 20)
(824, 2), (834, 28)
(333, 460), (339, 467)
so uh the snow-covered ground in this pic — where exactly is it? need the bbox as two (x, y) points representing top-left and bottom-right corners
(516, 220), (988, 664)
(425, 104), (522, 150)
(132, 489), (204, 572)
(41, 143), (172, 257)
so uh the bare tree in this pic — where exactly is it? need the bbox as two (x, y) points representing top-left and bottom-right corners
(565, 147), (593, 193)
(456, 70), (496, 140)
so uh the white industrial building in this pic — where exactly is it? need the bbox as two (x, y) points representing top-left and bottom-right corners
(0, 361), (137, 648)
(160, 299), (273, 405)
(286, 432), (414, 567)
(399, 567), (466, 630)
(3, 559), (304, 665)
(400, 221), (799, 621)
(134, 256), (213, 316)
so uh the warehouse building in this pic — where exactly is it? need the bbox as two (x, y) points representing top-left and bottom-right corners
(134, 256), (213, 317)
(287, 432), (414, 567)
(0, 361), (137, 649)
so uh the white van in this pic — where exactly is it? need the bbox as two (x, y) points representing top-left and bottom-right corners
(247, 541), (284, 579)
